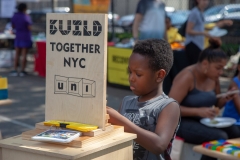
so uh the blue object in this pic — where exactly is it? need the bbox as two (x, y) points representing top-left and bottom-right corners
(223, 77), (240, 121)
(0, 89), (8, 100)
(235, 121), (240, 125)
(74, 0), (90, 5)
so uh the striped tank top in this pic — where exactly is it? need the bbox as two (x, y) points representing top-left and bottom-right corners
(119, 93), (180, 160)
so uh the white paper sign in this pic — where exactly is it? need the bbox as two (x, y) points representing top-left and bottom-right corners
(1, 0), (16, 18)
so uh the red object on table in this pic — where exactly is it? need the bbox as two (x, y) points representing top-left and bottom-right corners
(34, 41), (46, 77)
(107, 42), (115, 46)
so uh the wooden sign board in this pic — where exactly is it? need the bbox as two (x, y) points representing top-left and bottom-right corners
(46, 13), (108, 129)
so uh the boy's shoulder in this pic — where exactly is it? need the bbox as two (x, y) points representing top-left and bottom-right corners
(122, 95), (138, 103)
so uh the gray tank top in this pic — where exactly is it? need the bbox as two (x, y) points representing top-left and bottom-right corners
(181, 71), (217, 110)
(120, 94), (179, 160)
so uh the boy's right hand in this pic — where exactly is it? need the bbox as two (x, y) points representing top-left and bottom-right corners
(197, 107), (218, 119)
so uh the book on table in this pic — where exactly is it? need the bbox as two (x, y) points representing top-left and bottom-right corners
(31, 129), (81, 143)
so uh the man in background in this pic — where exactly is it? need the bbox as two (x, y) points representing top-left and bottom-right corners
(132, 0), (167, 41)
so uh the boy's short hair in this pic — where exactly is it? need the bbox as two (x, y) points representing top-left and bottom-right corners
(132, 39), (173, 75)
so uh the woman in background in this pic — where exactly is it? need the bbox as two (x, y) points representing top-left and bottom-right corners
(185, 0), (211, 65)
(169, 40), (240, 160)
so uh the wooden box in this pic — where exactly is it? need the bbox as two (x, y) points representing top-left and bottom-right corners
(0, 13), (136, 160)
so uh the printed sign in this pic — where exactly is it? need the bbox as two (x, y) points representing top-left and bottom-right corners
(46, 13), (108, 129)
(1, 0), (16, 18)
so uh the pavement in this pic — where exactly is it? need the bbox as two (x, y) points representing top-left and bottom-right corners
(0, 53), (231, 139)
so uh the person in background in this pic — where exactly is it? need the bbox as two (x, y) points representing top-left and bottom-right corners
(222, 58), (240, 123)
(204, 19), (233, 49)
(132, 0), (167, 41)
(169, 40), (240, 160)
(107, 39), (180, 160)
(10, 3), (32, 77)
(185, 0), (211, 65)
(4, 19), (13, 34)
(166, 16), (184, 44)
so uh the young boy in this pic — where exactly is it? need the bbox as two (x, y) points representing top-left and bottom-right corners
(107, 39), (180, 160)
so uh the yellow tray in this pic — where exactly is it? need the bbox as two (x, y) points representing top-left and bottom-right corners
(44, 120), (98, 132)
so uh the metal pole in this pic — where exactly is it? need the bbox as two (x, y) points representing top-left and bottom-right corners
(126, 0), (129, 15)
(51, 0), (54, 13)
(69, 0), (73, 13)
(54, 0), (58, 9)
(0, 0), (2, 18)
(111, 0), (115, 41)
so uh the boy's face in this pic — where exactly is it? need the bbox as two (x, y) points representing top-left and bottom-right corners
(128, 53), (161, 97)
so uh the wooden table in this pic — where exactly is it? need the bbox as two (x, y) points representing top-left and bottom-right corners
(0, 132), (136, 160)
(193, 138), (240, 160)
(0, 99), (12, 106)
(0, 33), (15, 40)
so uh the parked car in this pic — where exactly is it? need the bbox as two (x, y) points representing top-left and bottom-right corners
(167, 10), (190, 28)
(204, 4), (240, 23)
(108, 12), (120, 26)
(116, 14), (134, 32)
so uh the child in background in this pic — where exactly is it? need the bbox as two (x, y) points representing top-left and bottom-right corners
(223, 58), (240, 122)
(107, 39), (180, 160)
(166, 16), (184, 44)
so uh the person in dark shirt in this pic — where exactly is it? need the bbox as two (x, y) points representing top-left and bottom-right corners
(132, 0), (167, 41)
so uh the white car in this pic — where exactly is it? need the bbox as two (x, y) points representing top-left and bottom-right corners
(204, 4), (240, 23)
